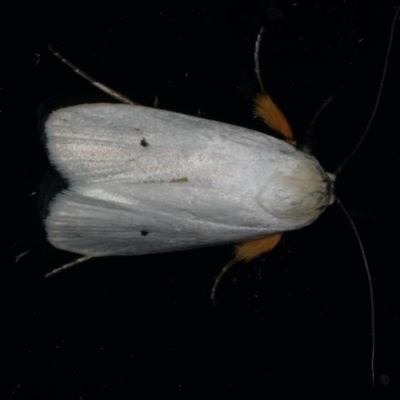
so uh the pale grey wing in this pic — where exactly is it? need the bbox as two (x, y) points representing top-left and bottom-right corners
(46, 181), (283, 256)
(45, 103), (299, 186)
(45, 103), (333, 256)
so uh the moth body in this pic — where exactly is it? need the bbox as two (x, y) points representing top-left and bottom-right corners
(44, 103), (335, 257)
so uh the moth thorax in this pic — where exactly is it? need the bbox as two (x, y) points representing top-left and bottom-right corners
(256, 159), (335, 227)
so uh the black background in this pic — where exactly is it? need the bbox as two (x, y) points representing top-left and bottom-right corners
(4, 0), (400, 398)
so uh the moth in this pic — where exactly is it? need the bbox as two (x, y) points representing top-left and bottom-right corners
(43, 48), (335, 281)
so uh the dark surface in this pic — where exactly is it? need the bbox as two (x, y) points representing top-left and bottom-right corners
(4, 1), (400, 398)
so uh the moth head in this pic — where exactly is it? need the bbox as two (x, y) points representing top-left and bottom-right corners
(256, 157), (335, 228)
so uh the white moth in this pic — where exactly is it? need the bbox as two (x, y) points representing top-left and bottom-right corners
(45, 102), (335, 257)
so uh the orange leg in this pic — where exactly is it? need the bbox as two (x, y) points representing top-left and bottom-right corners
(254, 94), (296, 146)
(235, 233), (283, 263)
